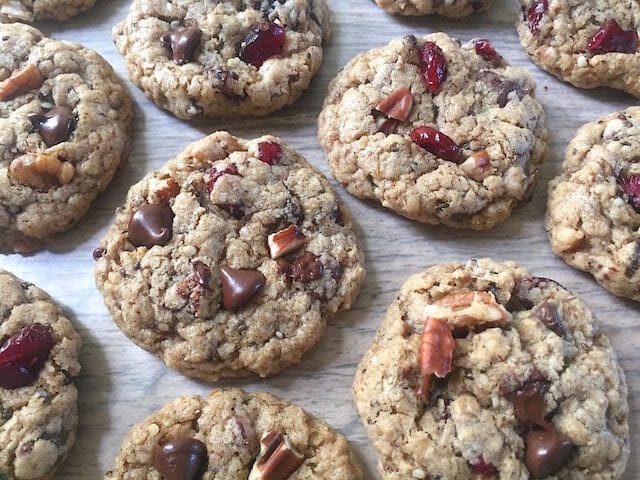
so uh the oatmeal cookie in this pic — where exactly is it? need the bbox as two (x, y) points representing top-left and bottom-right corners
(0, 23), (132, 255)
(318, 33), (547, 230)
(0, 269), (82, 480)
(374, 0), (493, 18)
(0, 0), (95, 22)
(94, 131), (365, 382)
(112, 0), (331, 120)
(353, 258), (629, 479)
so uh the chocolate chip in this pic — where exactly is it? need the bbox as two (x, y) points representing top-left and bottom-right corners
(525, 429), (573, 479)
(276, 258), (291, 276)
(505, 278), (535, 312)
(505, 379), (550, 429)
(28, 107), (74, 147)
(478, 70), (524, 108)
(219, 203), (244, 219)
(533, 301), (566, 337)
(128, 203), (174, 248)
(153, 438), (208, 480)
(192, 261), (210, 287)
(92, 247), (106, 261)
(160, 27), (203, 65)
(288, 252), (323, 283)
(219, 265), (266, 311)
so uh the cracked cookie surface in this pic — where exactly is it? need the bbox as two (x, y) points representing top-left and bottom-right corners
(353, 258), (629, 479)
(105, 388), (363, 479)
(0, 0), (95, 22)
(318, 33), (547, 230)
(112, 0), (331, 120)
(94, 131), (365, 382)
(373, 0), (493, 17)
(0, 269), (81, 480)
(516, 0), (640, 97)
(547, 107), (640, 301)
(0, 23), (132, 255)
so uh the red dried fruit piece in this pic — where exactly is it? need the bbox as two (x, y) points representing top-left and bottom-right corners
(258, 142), (283, 165)
(239, 22), (286, 68)
(588, 19), (638, 54)
(471, 455), (499, 476)
(410, 126), (461, 163)
(206, 164), (240, 193)
(525, 0), (548, 35)
(418, 41), (447, 93)
(417, 317), (455, 401)
(474, 39), (503, 65)
(618, 174), (640, 212)
(0, 324), (54, 389)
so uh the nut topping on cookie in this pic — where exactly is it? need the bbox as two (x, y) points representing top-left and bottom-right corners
(0, 324), (54, 389)
(239, 22), (286, 68)
(587, 20), (638, 54)
(525, 429), (573, 479)
(219, 266), (266, 311)
(375, 88), (413, 122)
(0, 63), (44, 101)
(160, 27), (203, 65)
(206, 164), (240, 193)
(410, 126), (460, 163)
(153, 438), (208, 480)
(525, 0), (548, 35)
(473, 39), (503, 65)
(268, 225), (306, 259)
(258, 142), (283, 165)
(28, 107), (75, 147)
(128, 203), (174, 248)
(459, 150), (491, 181)
(418, 42), (447, 93)
(288, 252), (323, 283)
(9, 153), (75, 191)
(417, 317), (455, 401)
(248, 430), (304, 480)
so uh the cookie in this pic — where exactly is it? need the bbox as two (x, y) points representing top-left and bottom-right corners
(94, 131), (366, 382)
(105, 388), (363, 479)
(318, 33), (547, 230)
(0, 0), (95, 22)
(516, 0), (640, 97)
(546, 107), (640, 301)
(373, 0), (493, 17)
(0, 269), (82, 480)
(353, 258), (629, 479)
(0, 23), (132, 255)
(112, 0), (331, 120)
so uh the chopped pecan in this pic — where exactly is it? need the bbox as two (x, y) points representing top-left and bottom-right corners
(459, 150), (491, 181)
(248, 430), (304, 480)
(9, 153), (75, 190)
(268, 224), (306, 259)
(375, 88), (413, 122)
(416, 317), (455, 402)
(0, 64), (44, 101)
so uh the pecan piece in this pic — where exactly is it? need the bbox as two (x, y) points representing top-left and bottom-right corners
(248, 430), (304, 480)
(9, 153), (75, 190)
(0, 64), (44, 101)
(459, 150), (491, 181)
(416, 317), (455, 401)
(268, 224), (306, 259)
(374, 88), (413, 135)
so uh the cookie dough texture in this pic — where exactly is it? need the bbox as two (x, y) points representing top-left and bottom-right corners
(0, 0), (95, 22)
(0, 23), (132, 254)
(95, 131), (366, 382)
(0, 270), (81, 480)
(547, 107), (640, 301)
(318, 33), (547, 230)
(105, 388), (363, 479)
(353, 259), (629, 479)
(374, 0), (493, 17)
(516, 0), (640, 97)
(112, 0), (331, 120)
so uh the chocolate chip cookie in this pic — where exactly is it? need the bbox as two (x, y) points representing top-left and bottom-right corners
(546, 107), (640, 301)
(94, 131), (366, 382)
(0, 23), (132, 255)
(105, 388), (363, 480)
(0, 0), (95, 22)
(0, 269), (82, 480)
(318, 33), (547, 230)
(112, 0), (331, 120)
(353, 258), (629, 479)
(517, 0), (640, 97)
(373, 0), (493, 17)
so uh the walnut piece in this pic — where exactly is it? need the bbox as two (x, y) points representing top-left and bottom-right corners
(9, 153), (75, 191)
(248, 430), (304, 480)
(0, 64), (44, 101)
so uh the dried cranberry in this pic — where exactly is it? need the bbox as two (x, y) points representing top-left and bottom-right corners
(0, 324), (54, 389)
(474, 39), (503, 65)
(471, 455), (498, 476)
(525, 0), (548, 35)
(618, 174), (640, 212)
(410, 126), (461, 163)
(418, 42), (447, 93)
(587, 19), (638, 54)
(258, 142), (282, 165)
(239, 22), (286, 68)
(206, 164), (240, 193)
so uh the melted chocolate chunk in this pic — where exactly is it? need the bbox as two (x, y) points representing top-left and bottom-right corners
(219, 265), (266, 311)
(505, 379), (550, 429)
(525, 429), (573, 479)
(533, 301), (566, 337)
(28, 107), (74, 146)
(153, 438), (208, 480)
(478, 70), (524, 108)
(160, 27), (203, 65)
(288, 252), (323, 283)
(128, 203), (174, 248)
